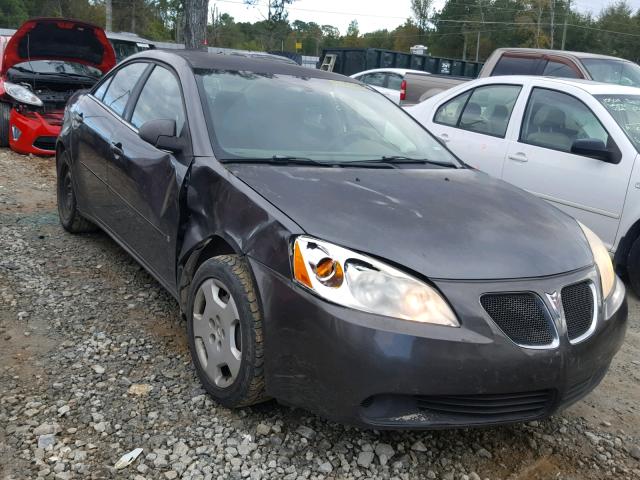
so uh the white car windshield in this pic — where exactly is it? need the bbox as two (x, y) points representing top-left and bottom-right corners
(196, 70), (459, 166)
(597, 94), (640, 152)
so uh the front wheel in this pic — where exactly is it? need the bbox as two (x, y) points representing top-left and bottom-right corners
(56, 151), (96, 233)
(187, 255), (267, 408)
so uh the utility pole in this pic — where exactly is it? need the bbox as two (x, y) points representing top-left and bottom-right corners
(561, 0), (571, 50)
(105, 0), (112, 31)
(476, 0), (484, 61)
(550, 0), (555, 49)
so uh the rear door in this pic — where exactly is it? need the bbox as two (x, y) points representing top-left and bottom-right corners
(502, 86), (635, 248)
(105, 63), (190, 288)
(72, 62), (149, 221)
(428, 83), (524, 177)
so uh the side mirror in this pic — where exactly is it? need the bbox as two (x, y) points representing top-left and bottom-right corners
(571, 138), (619, 163)
(139, 119), (182, 153)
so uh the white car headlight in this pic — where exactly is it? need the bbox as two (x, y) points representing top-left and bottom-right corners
(578, 222), (615, 299)
(292, 235), (459, 326)
(4, 81), (43, 107)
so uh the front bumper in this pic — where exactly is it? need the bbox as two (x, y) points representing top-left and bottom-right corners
(9, 108), (61, 155)
(251, 259), (628, 429)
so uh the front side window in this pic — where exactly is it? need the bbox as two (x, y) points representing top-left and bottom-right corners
(521, 88), (610, 153)
(102, 62), (148, 117)
(582, 59), (640, 87)
(458, 85), (521, 137)
(131, 65), (185, 134)
(434, 91), (471, 127)
(197, 71), (459, 165)
(597, 94), (640, 152)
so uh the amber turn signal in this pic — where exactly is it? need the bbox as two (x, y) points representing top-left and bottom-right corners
(293, 241), (312, 288)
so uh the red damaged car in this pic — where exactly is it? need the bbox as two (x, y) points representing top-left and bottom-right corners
(0, 18), (115, 155)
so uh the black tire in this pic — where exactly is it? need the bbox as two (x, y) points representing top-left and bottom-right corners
(627, 236), (640, 297)
(56, 150), (97, 233)
(187, 255), (267, 408)
(0, 102), (10, 148)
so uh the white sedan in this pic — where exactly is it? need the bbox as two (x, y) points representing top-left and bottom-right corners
(408, 75), (640, 293)
(350, 68), (428, 104)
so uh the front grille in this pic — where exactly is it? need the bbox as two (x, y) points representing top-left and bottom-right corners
(481, 293), (555, 346)
(33, 136), (56, 151)
(416, 390), (553, 420)
(562, 281), (595, 341)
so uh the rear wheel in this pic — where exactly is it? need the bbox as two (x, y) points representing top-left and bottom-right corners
(56, 151), (96, 233)
(187, 255), (267, 408)
(0, 102), (10, 148)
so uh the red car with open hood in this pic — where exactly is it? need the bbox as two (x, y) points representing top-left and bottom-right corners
(0, 18), (116, 155)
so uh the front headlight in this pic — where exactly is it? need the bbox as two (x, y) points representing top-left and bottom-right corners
(292, 236), (459, 326)
(578, 222), (614, 299)
(4, 81), (43, 107)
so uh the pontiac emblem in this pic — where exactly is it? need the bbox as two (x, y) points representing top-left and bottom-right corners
(546, 291), (562, 316)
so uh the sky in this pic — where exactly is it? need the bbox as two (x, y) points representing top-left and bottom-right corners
(211, 0), (640, 35)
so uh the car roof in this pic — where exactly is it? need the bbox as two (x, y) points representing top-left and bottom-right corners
(130, 49), (358, 82)
(350, 68), (427, 77)
(461, 75), (640, 96)
(492, 47), (635, 62)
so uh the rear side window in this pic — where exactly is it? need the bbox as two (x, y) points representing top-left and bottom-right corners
(434, 91), (471, 126)
(492, 55), (539, 76)
(131, 65), (186, 134)
(102, 62), (148, 117)
(458, 85), (522, 137)
(543, 60), (580, 79)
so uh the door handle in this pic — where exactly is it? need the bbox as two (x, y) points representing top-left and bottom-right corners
(508, 153), (528, 163)
(111, 141), (123, 158)
(439, 133), (450, 143)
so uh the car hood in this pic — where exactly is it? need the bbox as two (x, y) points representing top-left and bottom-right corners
(230, 165), (593, 280)
(2, 18), (116, 75)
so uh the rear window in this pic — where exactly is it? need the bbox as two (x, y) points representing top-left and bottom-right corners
(492, 55), (539, 76)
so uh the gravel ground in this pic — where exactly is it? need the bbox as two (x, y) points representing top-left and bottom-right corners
(0, 148), (639, 480)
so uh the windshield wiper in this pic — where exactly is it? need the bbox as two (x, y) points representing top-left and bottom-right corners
(221, 156), (333, 166)
(347, 156), (456, 168)
(11, 67), (97, 80)
(381, 156), (456, 167)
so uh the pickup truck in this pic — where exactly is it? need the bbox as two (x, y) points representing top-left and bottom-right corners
(402, 47), (640, 105)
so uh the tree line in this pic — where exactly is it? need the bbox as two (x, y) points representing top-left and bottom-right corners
(2, 0), (640, 62)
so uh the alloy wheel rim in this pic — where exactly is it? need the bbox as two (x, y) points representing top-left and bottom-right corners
(192, 278), (242, 388)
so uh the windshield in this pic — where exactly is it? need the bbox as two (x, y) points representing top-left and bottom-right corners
(582, 59), (640, 87)
(196, 70), (459, 166)
(10, 60), (101, 79)
(597, 94), (640, 151)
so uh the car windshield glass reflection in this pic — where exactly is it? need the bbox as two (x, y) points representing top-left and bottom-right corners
(196, 70), (459, 166)
(583, 59), (640, 88)
(598, 94), (640, 152)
